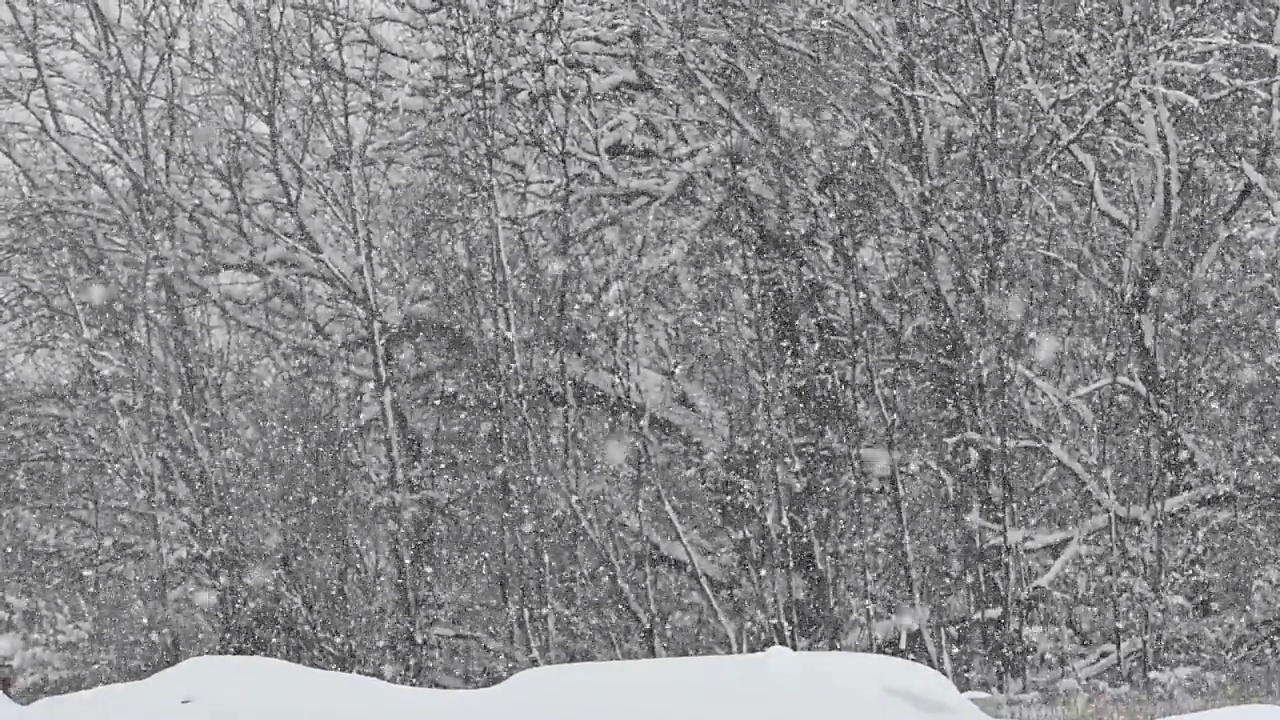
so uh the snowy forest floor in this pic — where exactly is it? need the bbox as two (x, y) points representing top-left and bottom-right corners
(974, 663), (1280, 720)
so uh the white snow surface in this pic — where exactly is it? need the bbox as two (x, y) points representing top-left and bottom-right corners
(1159, 707), (1280, 720)
(6, 646), (995, 720)
(6, 647), (1274, 720)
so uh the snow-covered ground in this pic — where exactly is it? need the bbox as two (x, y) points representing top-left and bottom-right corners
(1, 647), (1276, 720)
(1160, 707), (1280, 720)
(3, 646), (992, 720)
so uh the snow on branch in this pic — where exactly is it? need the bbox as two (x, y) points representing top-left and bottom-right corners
(1069, 374), (1222, 475)
(614, 512), (730, 587)
(970, 482), (1231, 553)
(1043, 442), (1130, 518)
(1035, 637), (1145, 685)
(1030, 536), (1081, 590)
(942, 431), (1041, 452)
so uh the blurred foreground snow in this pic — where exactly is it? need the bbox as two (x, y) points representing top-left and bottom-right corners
(0, 646), (1275, 720)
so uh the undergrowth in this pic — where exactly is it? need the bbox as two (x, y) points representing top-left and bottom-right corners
(973, 663), (1280, 720)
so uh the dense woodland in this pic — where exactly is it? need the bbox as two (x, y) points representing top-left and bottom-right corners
(1, 0), (1279, 702)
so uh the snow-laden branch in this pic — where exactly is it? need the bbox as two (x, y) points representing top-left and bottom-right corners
(968, 481), (1231, 553)
(1030, 536), (1081, 589)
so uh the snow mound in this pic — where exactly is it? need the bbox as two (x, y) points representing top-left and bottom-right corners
(10, 647), (994, 720)
(1159, 707), (1280, 720)
(17, 656), (463, 720)
(490, 646), (990, 720)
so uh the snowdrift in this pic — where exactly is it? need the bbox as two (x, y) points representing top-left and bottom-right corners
(6, 646), (995, 720)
